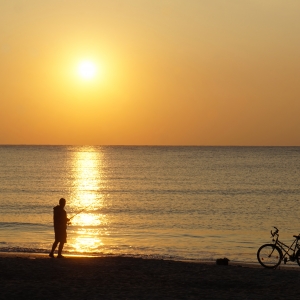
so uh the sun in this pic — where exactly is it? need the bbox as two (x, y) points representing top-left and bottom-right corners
(77, 60), (97, 80)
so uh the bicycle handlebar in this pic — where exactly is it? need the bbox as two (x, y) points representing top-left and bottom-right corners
(271, 226), (279, 237)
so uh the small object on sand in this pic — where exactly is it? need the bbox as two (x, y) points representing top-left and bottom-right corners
(216, 258), (230, 265)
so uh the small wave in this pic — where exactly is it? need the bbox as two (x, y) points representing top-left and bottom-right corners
(0, 247), (49, 253)
(0, 222), (50, 228)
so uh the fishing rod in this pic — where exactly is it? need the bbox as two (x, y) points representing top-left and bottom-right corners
(68, 202), (95, 224)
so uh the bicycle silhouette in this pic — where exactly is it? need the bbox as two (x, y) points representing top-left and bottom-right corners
(257, 227), (300, 269)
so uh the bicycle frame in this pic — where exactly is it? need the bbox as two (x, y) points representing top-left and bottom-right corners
(271, 228), (300, 264)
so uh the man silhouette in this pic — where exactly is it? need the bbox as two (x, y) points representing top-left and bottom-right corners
(49, 198), (69, 258)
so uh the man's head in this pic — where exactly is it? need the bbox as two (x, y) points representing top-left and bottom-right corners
(59, 198), (66, 207)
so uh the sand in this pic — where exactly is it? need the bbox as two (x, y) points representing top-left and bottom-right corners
(0, 254), (300, 299)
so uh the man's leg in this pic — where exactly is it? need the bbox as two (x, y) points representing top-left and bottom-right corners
(49, 241), (59, 257)
(57, 242), (65, 257)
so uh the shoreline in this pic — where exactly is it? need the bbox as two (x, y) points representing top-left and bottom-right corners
(1, 251), (300, 270)
(0, 251), (258, 267)
(1, 253), (300, 299)
(0, 252), (300, 271)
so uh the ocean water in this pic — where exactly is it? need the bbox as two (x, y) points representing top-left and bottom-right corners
(0, 145), (300, 263)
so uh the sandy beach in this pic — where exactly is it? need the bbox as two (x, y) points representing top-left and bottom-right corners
(0, 254), (300, 299)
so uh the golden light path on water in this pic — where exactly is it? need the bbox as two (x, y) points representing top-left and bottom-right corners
(67, 147), (106, 253)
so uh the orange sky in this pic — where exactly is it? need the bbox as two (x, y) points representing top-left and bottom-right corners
(1, 0), (300, 145)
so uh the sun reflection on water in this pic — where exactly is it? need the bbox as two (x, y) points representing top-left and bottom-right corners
(67, 147), (107, 253)
(72, 213), (102, 227)
(73, 233), (103, 252)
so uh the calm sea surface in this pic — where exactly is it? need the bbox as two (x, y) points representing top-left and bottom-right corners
(0, 146), (300, 263)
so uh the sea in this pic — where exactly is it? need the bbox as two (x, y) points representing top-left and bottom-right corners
(0, 145), (300, 264)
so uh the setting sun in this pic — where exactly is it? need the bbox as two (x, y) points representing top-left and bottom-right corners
(77, 60), (97, 80)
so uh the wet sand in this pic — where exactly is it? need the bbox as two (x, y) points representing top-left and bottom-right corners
(1, 254), (300, 299)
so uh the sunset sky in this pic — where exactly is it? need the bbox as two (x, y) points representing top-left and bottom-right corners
(1, 0), (300, 145)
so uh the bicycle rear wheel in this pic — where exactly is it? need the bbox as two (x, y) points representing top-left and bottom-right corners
(257, 244), (282, 268)
(295, 249), (300, 266)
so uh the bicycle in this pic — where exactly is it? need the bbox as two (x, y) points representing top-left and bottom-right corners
(257, 227), (300, 269)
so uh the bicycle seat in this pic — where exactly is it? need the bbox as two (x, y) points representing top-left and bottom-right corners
(293, 235), (300, 239)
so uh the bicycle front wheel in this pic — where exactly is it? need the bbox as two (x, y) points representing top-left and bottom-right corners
(257, 244), (282, 268)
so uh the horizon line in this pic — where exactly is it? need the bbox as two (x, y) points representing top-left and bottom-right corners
(1, 144), (300, 147)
